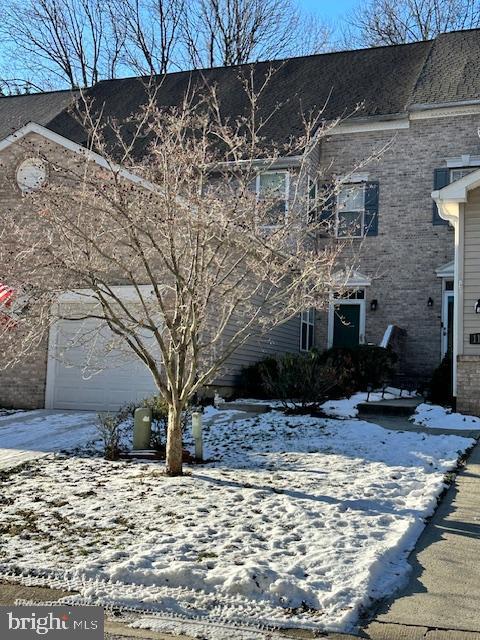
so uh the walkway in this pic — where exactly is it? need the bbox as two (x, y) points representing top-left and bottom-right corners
(364, 439), (480, 639)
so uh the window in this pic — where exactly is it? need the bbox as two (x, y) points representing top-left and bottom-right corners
(450, 167), (476, 182)
(307, 177), (317, 222)
(300, 309), (315, 351)
(336, 183), (365, 238)
(252, 171), (289, 227)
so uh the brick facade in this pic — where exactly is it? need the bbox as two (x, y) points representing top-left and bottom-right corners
(315, 112), (480, 380)
(457, 355), (480, 415)
(1, 113), (480, 408)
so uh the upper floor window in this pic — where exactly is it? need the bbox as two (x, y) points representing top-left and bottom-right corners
(300, 308), (315, 351)
(252, 171), (289, 227)
(450, 167), (476, 182)
(336, 183), (366, 238)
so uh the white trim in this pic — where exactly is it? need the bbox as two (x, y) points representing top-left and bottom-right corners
(328, 118), (409, 135)
(435, 260), (454, 278)
(255, 169), (290, 229)
(57, 285), (157, 303)
(327, 295), (366, 348)
(0, 121), (157, 192)
(332, 269), (372, 288)
(335, 182), (366, 239)
(446, 155), (480, 169)
(441, 286), (455, 359)
(410, 103), (480, 120)
(299, 308), (315, 352)
(44, 304), (59, 410)
(432, 170), (480, 208)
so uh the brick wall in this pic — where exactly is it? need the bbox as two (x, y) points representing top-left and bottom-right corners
(457, 355), (480, 415)
(315, 113), (480, 379)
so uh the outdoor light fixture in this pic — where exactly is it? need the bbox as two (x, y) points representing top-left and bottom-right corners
(370, 299), (378, 311)
(427, 297), (434, 307)
(475, 299), (480, 314)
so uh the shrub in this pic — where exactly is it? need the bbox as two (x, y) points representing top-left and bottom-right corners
(429, 355), (453, 406)
(237, 357), (279, 399)
(96, 404), (132, 460)
(260, 352), (338, 409)
(319, 345), (397, 397)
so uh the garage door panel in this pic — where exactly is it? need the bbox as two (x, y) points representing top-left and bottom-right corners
(47, 312), (159, 411)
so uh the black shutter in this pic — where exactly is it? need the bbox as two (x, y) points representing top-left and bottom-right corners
(433, 168), (450, 225)
(364, 182), (379, 236)
(318, 183), (336, 231)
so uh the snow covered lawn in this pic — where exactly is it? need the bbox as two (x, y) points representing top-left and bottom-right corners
(0, 411), (99, 470)
(0, 409), (474, 635)
(412, 403), (480, 431)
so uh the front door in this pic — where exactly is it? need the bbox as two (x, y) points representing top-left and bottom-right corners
(442, 288), (455, 358)
(333, 303), (361, 348)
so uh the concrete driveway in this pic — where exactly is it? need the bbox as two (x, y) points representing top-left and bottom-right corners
(0, 410), (98, 470)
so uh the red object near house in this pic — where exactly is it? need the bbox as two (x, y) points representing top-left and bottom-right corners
(0, 284), (17, 328)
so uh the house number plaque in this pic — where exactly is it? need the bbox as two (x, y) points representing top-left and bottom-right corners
(469, 333), (480, 345)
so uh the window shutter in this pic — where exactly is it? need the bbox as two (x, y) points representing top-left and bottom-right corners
(318, 183), (336, 229)
(433, 168), (450, 225)
(364, 182), (379, 236)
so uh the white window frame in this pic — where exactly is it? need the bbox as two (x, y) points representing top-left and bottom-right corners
(300, 308), (315, 352)
(450, 167), (476, 182)
(255, 170), (290, 228)
(335, 183), (366, 239)
(307, 176), (317, 221)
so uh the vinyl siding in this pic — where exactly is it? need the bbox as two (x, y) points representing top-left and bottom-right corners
(463, 187), (480, 355)
(212, 315), (302, 387)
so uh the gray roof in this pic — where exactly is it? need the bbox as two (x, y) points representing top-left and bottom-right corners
(2, 28), (480, 152)
(411, 29), (480, 105)
(0, 90), (78, 140)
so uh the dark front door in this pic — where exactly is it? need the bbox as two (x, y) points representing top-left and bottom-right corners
(333, 303), (361, 348)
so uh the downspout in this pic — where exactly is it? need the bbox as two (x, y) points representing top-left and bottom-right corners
(431, 195), (462, 396)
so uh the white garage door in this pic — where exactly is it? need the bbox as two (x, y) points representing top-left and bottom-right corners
(46, 314), (159, 411)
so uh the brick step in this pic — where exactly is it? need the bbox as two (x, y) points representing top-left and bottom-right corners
(357, 398), (421, 417)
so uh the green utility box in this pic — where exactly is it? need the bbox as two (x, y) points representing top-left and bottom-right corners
(133, 407), (152, 450)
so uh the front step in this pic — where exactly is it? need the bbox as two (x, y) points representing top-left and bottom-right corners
(357, 397), (422, 417)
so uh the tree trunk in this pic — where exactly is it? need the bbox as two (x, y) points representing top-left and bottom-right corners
(165, 405), (183, 476)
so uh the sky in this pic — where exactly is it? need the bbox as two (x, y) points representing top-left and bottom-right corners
(300, 0), (358, 22)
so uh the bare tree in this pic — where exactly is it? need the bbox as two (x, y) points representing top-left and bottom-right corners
(182, 0), (331, 68)
(0, 0), (123, 90)
(343, 0), (480, 47)
(107, 0), (186, 75)
(0, 76), (361, 476)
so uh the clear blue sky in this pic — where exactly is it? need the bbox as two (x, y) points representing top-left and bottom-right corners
(300, 0), (358, 21)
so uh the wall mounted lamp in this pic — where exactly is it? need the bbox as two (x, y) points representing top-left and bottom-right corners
(370, 299), (378, 311)
(427, 297), (434, 307)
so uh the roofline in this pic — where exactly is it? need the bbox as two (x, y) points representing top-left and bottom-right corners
(0, 88), (78, 100)
(0, 121), (156, 191)
(94, 40), (434, 87)
(409, 98), (480, 111)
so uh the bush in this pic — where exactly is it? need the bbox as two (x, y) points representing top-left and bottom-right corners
(237, 357), (279, 399)
(429, 355), (453, 406)
(259, 352), (338, 409)
(319, 345), (398, 397)
(96, 404), (132, 460)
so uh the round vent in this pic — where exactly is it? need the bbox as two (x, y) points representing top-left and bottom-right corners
(16, 158), (48, 193)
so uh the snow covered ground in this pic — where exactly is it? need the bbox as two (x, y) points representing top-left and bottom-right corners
(0, 411), (99, 469)
(0, 407), (474, 636)
(411, 403), (480, 431)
